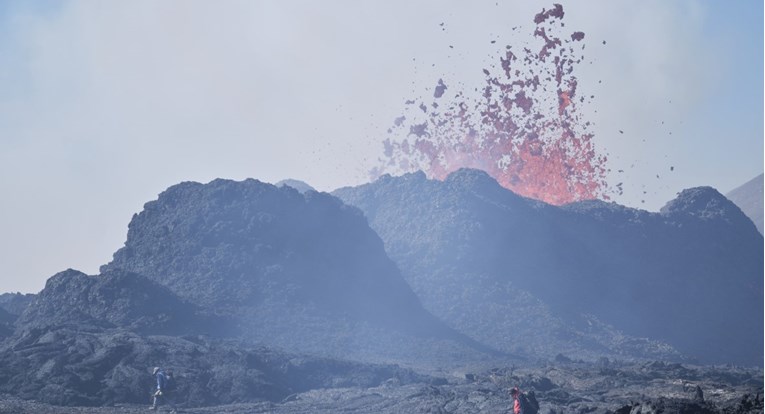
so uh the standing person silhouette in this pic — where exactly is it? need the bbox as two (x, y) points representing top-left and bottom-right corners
(510, 386), (538, 414)
(149, 367), (177, 413)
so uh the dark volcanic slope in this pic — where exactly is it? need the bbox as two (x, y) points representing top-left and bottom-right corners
(333, 169), (764, 366)
(726, 173), (763, 235)
(101, 178), (486, 362)
(15, 269), (226, 336)
(0, 265), (434, 408)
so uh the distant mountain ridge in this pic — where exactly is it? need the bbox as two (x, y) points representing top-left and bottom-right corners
(333, 169), (763, 366)
(725, 173), (763, 235)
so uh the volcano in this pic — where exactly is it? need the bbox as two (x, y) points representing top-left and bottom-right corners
(334, 168), (764, 366)
(374, 3), (610, 205)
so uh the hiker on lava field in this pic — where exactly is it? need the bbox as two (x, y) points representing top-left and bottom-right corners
(149, 366), (178, 413)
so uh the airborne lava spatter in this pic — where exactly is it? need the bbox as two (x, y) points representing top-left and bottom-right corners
(372, 4), (610, 205)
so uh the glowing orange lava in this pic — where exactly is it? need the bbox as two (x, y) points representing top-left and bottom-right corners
(372, 4), (610, 205)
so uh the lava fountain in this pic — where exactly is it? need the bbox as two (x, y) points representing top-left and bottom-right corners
(372, 4), (610, 205)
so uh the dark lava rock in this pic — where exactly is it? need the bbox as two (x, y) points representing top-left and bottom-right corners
(333, 169), (764, 366)
(15, 268), (229, 337)
(0, 357), (761, 413)
(0, 261), (437, 408)
(102, 179), (420, 320)
(100, 178), (489, 362)
(0, 328), (430, 407)
(660, 186), (755, 226)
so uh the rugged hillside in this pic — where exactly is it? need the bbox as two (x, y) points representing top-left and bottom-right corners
(14, 269), (228, 336)
(560, 186), (762, 365)
(101, 178), (490, 363)
(333, 169), (764, 366)
(0, 266), (432, 407)
(726, 173), (763, 235)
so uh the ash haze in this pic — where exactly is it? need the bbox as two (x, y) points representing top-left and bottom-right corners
(0, 1), (762, 294)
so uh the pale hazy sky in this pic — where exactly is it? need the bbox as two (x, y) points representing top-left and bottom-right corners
(1, 1), (762, 293)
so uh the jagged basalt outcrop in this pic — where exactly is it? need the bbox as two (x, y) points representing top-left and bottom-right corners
(661, 187), (744, 220)
(333, 169), (764, 366)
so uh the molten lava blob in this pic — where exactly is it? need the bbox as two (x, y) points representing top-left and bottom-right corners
(372, 3), (610, 205)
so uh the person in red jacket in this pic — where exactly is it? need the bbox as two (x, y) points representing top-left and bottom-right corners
(510, 387), (522, 414)
(510, 386), (538, 414)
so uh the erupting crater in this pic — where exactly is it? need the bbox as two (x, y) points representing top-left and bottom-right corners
(372, 4), (610, 205)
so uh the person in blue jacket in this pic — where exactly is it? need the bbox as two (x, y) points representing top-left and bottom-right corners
(149, 367), (177, 413)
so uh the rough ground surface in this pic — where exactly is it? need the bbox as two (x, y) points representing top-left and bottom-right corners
(0, 360), (761, 413)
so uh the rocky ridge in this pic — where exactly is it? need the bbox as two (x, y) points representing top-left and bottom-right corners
(99, 178), (492, 363)
(333, 169), (764, 366)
